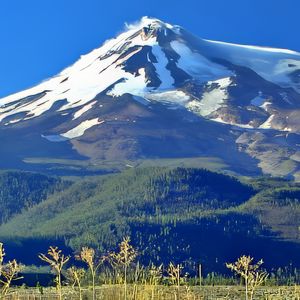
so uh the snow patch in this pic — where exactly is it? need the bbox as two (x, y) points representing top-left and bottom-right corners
(61, 119), (104, 139)
(170, 41), (232, 82)
(187, 77), (231, 116)
(283, 127), (292, 132)
(73, 101), (97, 120)
(203, 39), (300, 92)
(4, 119), (22, 126)
(211, 117), (254, 129)
(204, 39), (300, 56)
(145, 90), (190, 104)
(125, 16), (173, 32)
(107, 68), (148, 97)
(261, 101), (272, 110)
(251, 94), (273, 112)
(151, 45), (174, 89)
(259, 115), (275, 129)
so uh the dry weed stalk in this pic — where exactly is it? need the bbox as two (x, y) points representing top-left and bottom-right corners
(1, 259), (23, 297)
(0, 243), (4, 275)
(109, 236), (137, 300)
(168, 262), (183, 288)
(66, 266), (85, 300)
(77, 247), (105, 300)
(168, 262), (184, 300)
(148, 264), (163, 300)
(226, 255), (268, 300)
(0, 243), (23, 298)
(183, 285), (195, 300)
(38, 246), (70, 300)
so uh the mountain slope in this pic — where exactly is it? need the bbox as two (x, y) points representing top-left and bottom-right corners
(1, 17), (300, 178)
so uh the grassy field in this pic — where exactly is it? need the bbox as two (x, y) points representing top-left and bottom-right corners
(3, 285), (300, 300)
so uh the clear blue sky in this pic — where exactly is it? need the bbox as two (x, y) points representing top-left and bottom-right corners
(1, 0), (299, 98)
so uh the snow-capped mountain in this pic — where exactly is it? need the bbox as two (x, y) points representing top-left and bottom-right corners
(1, 17), (300, 178)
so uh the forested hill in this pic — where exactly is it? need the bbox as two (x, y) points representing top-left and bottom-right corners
(0, 168), (299, 272)
(0, 171), (68, 224)
(0, 168), (254, 246)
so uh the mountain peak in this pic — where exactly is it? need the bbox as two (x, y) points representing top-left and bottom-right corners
(127, 16), (174, 30)
(1, 17), (300, 127)
(0, 18), (300, 179)
(125, 16), (181, 39)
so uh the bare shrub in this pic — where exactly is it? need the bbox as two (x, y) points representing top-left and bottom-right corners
(226, 255), (269, 300)
(39, 246), (70, 300)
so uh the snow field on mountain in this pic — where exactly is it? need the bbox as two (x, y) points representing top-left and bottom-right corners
(170, 41), (232, 81)
(186, 77), (231, 117)
(260, 115), (275, 129)
(73, 101), (97, 120)
(145, 90), (190, 104)
(0, 18), (163, 122)
(203, 39), (300, 92)
(0, 16), (299, 136)
(61, 118), (104, 139)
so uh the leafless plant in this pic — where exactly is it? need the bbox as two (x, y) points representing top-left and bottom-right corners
(66, 266), (86, 300)
(226, 255), (268, 300)
(168, 262), (183, 288)
(38, 246), (70, 300)
(1, 259), (23, 297)
(77, 247), (105, 300)
(0, 243), (23, 297)
(0, 243), (4, 275)
(148, 263), (163, 300)
(168, 262), (184, 300)
(109, 236), (137, 300)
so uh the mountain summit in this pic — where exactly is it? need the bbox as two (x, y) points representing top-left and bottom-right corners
(1, 17), (300, 178)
